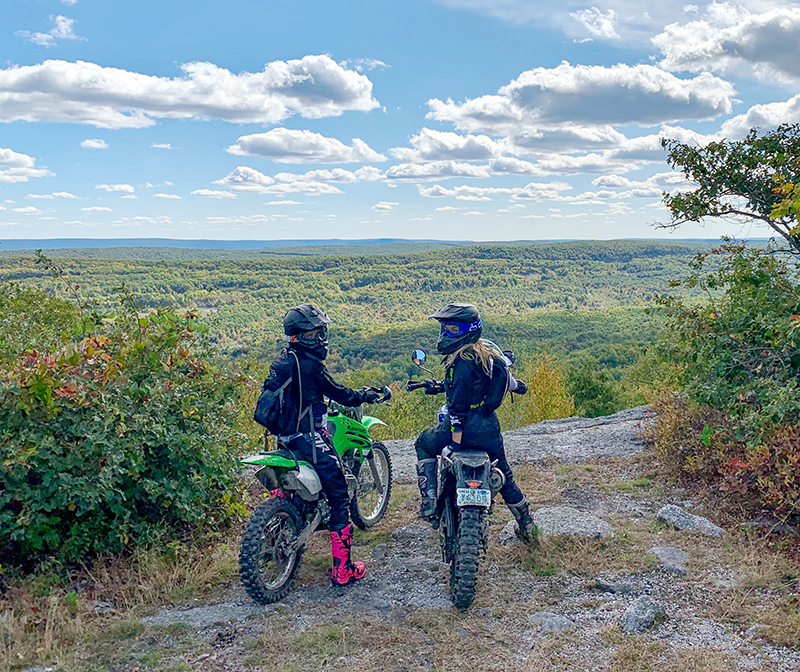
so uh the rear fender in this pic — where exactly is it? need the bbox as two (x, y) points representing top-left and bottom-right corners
(449, 450), (491, 489)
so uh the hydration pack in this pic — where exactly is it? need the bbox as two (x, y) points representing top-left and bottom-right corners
(254, 350), (307, 436)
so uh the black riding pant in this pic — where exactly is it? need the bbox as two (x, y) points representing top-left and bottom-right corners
(284, 433), (350, 531)
(414, 413), (524, 506)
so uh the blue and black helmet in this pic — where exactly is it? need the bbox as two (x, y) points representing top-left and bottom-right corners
(429, 303), (482, 355)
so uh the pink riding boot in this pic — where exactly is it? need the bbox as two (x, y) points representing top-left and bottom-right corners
(330, 524), (366, 586)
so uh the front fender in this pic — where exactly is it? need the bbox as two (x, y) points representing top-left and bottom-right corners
(361, 415), (387, 433)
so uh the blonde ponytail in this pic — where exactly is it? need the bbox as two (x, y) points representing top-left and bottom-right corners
(443, 339), (501, 376)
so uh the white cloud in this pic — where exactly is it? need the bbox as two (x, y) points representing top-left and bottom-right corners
(655, 5), (800, 82)
(570, 7), (620, 40)
(436, 206), (462, 211)
(151, 143), (173, 149)
(96, 183), (135, 193)
(428, 63), (734, 133)
(463, 210), (484, 215)
(17, 15), (85, 47)
(385, 161), (492, 181)
(371, 201), (399, 212)
(81, 138), (108, 150)
(206, 215), (271, 224)
(0, 147), (53, 183)
(114, 215), (172, 225)
(213, 166), (343, 195)
(0, 55), (379, 129)
(418, 181), (572, 201)
(390, 128), (505, 162)
(264, 200), (302, 205)
(61, 0), (78, 5)
(153, 193), (182, 199)
(121, 194), (137, 199)
(227, 128), (385, 164)
(82, 206), (112, 212)
(342, 58), (391, 73)
(191, 189), (237, 199)
(487, 156), (543, 175)
(26, 191), (78, 199)
(12, 206), (41, 214)
(720, 94), (800, 138)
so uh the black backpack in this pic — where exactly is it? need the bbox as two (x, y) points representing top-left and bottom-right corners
(483, 355), (511, 413)
(254, 350), (308, 436)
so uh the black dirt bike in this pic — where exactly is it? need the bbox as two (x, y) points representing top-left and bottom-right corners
(407, 349), (508, 610)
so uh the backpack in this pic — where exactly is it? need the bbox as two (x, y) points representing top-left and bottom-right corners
(254, 350), (307, 436)
(483, 355), (511, 413)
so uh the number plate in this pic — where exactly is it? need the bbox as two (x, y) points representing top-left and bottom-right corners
(456, 488), (491, 507)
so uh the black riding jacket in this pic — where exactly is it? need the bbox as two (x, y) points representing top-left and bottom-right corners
(264, 347), (367, 434)
(444, 355), (494, 433)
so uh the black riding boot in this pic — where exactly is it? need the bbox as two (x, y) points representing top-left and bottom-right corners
(507, 497), (537, 544)
(416, 459), (438, 520)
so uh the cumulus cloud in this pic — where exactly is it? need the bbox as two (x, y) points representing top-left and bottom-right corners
(81, 138), (108, 150)
(213, 166), (343, 195)
(386, 161), (492, 181)
(96, 183), (134, 193)
(342, 58), (391, 73)
(655, 5), (800, 81)
(11, 206), (41, 214)
(17, 15), (84, 47)
(191, 189), (237, 199)
(227, 128), (385, 164)
(371, 201), (399, 212)
(264, 200), (302, 205)
(0, 147), (53, 183)
(720, 94), (800, 138)
(26, 191), (78, 199)
(274, 167), (382, 183)
(151, 143), (172, 149)
(0, 55), (379, 129)
(390, 129), (504, 162)
(428, 62), (734, 133)
(82, 206), (112, 211)
(417, 181), (571, 201)
(153, 193), (182, 199)
(570, 7), (620, 40)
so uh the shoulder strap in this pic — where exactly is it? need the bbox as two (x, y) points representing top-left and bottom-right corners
(288, 350), (310, 433)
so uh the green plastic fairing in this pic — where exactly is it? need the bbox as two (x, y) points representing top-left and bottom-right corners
(240, 453), (310, 469)
(361, 415), (387, 431)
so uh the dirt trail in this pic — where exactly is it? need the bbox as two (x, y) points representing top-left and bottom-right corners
(124, 408), (799, 672)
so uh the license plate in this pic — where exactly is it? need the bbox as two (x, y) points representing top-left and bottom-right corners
(456, 488), (491, 507)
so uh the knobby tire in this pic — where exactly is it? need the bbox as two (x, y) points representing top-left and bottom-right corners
(239, 497), (304, 604)
(350, 441), (393, 530)
(451, 505), (482, 610)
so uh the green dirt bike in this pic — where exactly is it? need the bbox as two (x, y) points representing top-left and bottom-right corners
(239, 387), (393, 604)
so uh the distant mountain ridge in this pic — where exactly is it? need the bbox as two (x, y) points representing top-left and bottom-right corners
(0, 237), (753, 252)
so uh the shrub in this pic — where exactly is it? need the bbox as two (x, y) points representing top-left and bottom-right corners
(0, 308), (248, 565)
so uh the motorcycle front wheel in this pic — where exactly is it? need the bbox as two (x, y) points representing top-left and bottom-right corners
(239, 497), (304, 604)
(451, 505), (482, 610)
(350, 441), (393, 529)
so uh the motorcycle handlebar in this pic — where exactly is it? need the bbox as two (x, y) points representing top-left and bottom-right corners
(406, 379), (444, 394)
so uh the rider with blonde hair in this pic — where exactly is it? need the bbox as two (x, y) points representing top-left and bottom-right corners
(414, 303), (535, 541)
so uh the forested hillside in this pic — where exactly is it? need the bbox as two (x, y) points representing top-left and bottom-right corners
(0, 240), (704, 368)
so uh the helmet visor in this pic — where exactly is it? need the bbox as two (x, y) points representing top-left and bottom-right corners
(440, 319), (482, 338)
(295, 325), (328, 344)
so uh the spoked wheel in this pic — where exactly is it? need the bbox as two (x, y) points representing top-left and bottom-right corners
(239, 498), (303, 604)
(350, 441), (393, 529)
(451, 506), (482, 610)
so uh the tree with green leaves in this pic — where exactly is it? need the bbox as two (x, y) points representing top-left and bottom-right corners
(661, 123), (800, 253)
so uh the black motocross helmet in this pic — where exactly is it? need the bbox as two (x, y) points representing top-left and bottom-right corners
(283, 304), (332, 360)
(429, 303), (482, 355)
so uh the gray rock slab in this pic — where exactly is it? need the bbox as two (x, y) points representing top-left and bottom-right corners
(594, 574), (634, 594)
(648, 546), (689, 575)
(498, 520), (520, 546)
(657, 504), (725, 537)
(533, 505), (614, 539)
(391, 523), (432, 542)
(531, 611), (574, 633)
(143, 602), (267, 628)
(383, 406), (652, 482)
(620, 596), (666, 634)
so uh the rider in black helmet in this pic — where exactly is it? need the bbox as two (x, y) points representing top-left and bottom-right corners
(262, 304), (381, 585)
(415, 303), (536, 542)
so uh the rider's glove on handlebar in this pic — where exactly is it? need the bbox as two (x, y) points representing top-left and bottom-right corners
(361, 389), (381, 404)
(513, 380), (528, 395)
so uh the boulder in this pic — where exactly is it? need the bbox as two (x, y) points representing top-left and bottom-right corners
(498, 520), (520, 546)
(531, 611), (574, 633)
(648, 546), (689, 575)
(533, 505), (614, 539)
(656, 505), (725, 537)
(620, 596), (666, 634)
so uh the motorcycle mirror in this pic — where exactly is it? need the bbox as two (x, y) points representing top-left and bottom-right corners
(411, 349), (428, 367)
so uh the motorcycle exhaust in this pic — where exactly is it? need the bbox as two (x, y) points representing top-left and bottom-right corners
(487, 466), (506, 493)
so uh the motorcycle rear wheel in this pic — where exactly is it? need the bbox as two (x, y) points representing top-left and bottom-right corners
(239, 497), (304, 604)
(451, 505), (482, 610)
(350, 441), (393, 529)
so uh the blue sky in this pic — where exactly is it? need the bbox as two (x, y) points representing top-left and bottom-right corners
(1, 0), (798, 241)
